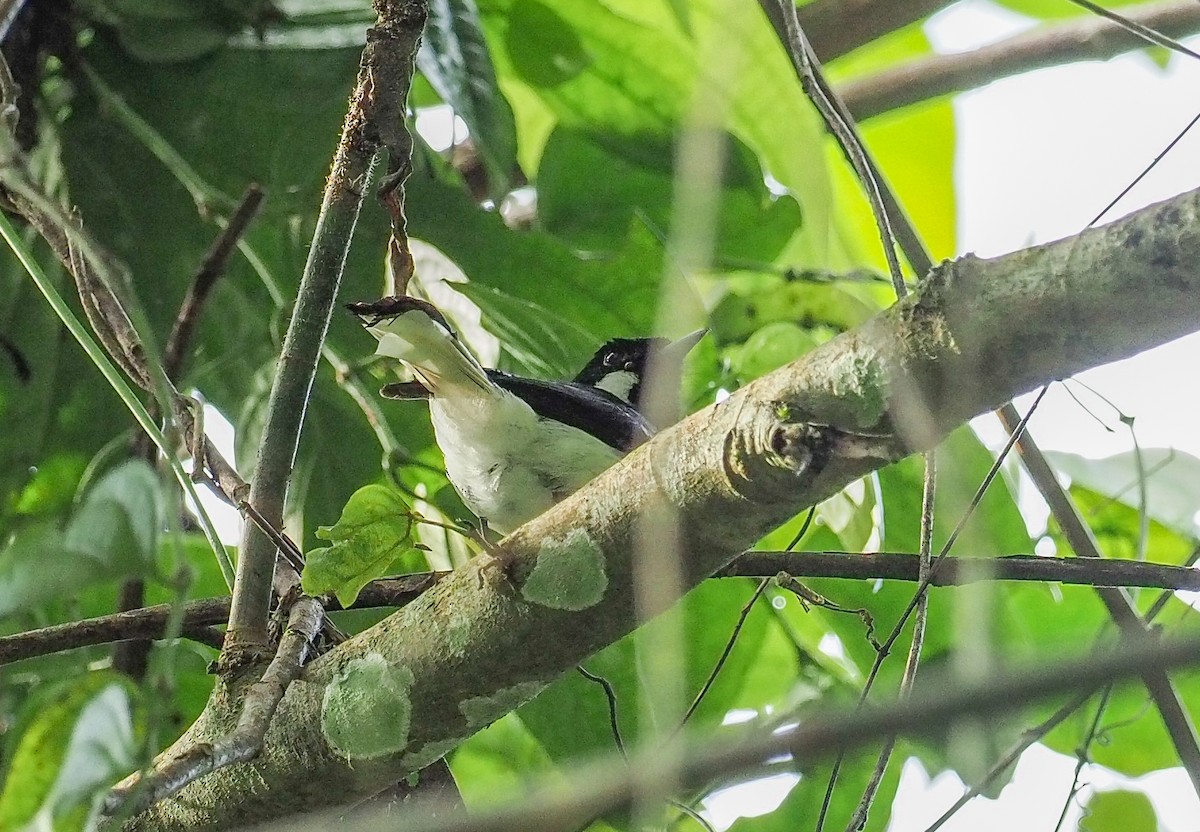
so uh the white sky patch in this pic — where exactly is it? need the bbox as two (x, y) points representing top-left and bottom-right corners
(414, 104), (468, 152)
(702, 772), (802, 832)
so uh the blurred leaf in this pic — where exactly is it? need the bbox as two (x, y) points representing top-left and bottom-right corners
(449, 714), (557, 808)
(0, 672), (138, 830)
(726, 322), (820, 380)
(537, 128), (802, 260)
(1047, 448), (1200, 539)
(65, 459), (165, 568)
(418, 0), (519, 194)
(1080, 788), (1158, 832)
(0, 461), (163, 618)
(302, 484), (418, 606)
(709, 277), (879, 344)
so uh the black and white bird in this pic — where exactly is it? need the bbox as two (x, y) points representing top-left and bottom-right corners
(348, 296), (704, 534)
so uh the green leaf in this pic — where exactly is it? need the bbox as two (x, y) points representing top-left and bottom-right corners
(709, 275), (880, 344)
(726, 746), (903, 832)
(65, 459), (165, 568)
(0, 672), (138, 830)
(519, 578), (800, 762)
(726, 322), (819, 380)
(419, 0), (519, 195)
(1080, 788), (1158, 832)
(302, 484), (419, 607)
(0, 461), (163, 618)
(481, 0), (835, 261)
(537, 128), (802, 260)
(995, 0), (1148, 19)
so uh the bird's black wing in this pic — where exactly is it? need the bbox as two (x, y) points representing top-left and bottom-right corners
(487, 371), (655, 453)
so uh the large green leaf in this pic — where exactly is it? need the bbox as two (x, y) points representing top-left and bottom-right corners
(480, 0), (835, 263)
(519, 578), (801, 762)
(537, 128), (803, 260)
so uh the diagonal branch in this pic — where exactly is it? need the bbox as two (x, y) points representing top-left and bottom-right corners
(120, 186), (1200, 830)
(839, 0), (1200, 120)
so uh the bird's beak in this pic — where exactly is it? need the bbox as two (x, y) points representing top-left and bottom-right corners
(659, 328), (707, 365)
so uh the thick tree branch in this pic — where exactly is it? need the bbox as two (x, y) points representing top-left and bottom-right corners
(840, 0), (1200, 121)
(106, 596), (325, 817)
(121, 187), (1200, 830)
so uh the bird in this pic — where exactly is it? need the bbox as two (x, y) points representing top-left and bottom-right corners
(347, 295), (704, 534)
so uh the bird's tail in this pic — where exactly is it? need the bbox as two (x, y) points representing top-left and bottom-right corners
(347, 297), (492, 397)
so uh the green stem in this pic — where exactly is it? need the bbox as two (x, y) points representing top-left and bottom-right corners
(0, 213), (235, 588)
(225, 95), (379, 646)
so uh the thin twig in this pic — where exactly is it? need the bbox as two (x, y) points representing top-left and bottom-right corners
(844, 454), (936, 831)
(838, 0), (1200, 120)
(1051, 686), (1113, 832)
(104, 595), (325, 818)
(759, 0), (906, 295)
(679, 578), (772, 728)
(577, 666), (627, 759)
(163, 183), (265, 379)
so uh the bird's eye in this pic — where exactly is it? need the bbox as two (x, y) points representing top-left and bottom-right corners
(602, 353), (617, 367)
(623, 361), (634, 371)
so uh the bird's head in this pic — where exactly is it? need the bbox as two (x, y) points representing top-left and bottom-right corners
(575, 329), (706, 407)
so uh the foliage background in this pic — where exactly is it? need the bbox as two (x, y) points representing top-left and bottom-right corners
(0, 0), (1198, 829)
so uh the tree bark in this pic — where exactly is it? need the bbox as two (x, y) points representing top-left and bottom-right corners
(123, 186), (1200, 830)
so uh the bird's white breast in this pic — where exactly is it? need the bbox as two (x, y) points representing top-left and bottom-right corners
(429, 390), (620, 534)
